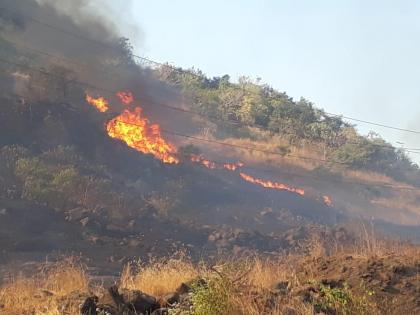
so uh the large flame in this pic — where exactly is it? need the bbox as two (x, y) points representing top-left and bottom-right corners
(106, 107), (179, 164)
(86, 94), (109, 112)
(240, 172), (305, 196)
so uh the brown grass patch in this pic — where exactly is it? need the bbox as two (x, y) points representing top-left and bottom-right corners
(120, 255), (199, 298)
(0, 259), (89, 315)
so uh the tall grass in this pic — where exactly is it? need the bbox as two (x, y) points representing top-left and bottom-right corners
(0, 259), (89, 315)
(120, 255), (199, 298)
(1, 237), (418, 315)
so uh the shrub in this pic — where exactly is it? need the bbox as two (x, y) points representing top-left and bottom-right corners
(191, 277), (233, 315)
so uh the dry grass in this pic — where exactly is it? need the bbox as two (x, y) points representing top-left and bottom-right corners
(371, 193), (420, 217)
(221, 135), (323, 171)
(120, 255), (199, 298)
(1, 236), (418, 315)
(344, 169), (395, 185)
(244, 255), (301, 290)
(0, 259), (89, 315)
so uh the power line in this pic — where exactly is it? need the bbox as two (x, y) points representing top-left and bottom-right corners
(3, 87), (419, 192)
(216, 159), (418, 192)
(2, 5), (420, 135)
(326, 113), (420, 135)
(2, 44), (420, 156)
(107, 120), (420, 192)
(0, 56), (419, 182)
(0, 54), (411, 167)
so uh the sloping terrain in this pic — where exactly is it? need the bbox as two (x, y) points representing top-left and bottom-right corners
(1, 245), (419, 315)
(0, 1), (419, 279)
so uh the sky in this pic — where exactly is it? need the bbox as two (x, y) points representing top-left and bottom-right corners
(111, 0), (420, 163)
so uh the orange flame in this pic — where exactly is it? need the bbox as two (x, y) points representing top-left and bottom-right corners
(323, 195), (333, 206)
(223, 162), (244, 171)
(85, 90), (328, 200)
(239, 172), (305, 196)
(191, 155), (243, 171)
(106, 107), (179, 164)
(116, 91), (134, 105)
(86, 94), (109, 112)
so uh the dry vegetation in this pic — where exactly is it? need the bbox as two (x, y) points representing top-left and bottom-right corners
(1, 234), (418, 315)
(0, 259), (89, 315)
(120, 254), (199, 298)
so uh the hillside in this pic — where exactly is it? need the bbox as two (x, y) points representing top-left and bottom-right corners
(0, 1), (420, 314)
(0, 0), (419, 257)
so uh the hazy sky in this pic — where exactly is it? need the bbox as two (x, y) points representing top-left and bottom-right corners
(111, 0), (420, 163)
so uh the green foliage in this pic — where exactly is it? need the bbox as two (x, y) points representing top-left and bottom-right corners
(191, 278), (232, 315)
(314, 283), (373, 315)
(158, 66), (420, 184)
(330, 141), (376, 168)
(0, 145), (30, 177)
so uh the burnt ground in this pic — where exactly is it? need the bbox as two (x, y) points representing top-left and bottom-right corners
(293, 253), (420, 314)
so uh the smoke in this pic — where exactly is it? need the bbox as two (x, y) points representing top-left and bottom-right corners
(35, 0), (143, 44)
(0, 0), (202, 138)
(0, 0), (143, 59)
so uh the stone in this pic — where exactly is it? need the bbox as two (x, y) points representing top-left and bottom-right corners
(274, 281), (290, 294)
(163, 292), (180, 305)
(120, 288), (159, 313)
(80, 296), (98, 315)
(80, 217), (90, 227)
(151, 308), (169, 315)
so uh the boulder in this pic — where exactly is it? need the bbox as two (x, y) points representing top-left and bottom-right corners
(120, 288), (159, 313)
(80, 296), (98, 315)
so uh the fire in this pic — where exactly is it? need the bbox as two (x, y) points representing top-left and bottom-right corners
(106, 107), (179, 164)
(223, 162), (244, 171)
(191, 155), (244, 171)
(239, 172), (305, 196)
(86, 94), (109, 112)
(116, 91), (134, 105)
(191, 155), (216, 169)
(84, 90), (325, 201)
(323, 195), (333, 206)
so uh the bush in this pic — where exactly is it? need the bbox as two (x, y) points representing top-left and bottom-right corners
(314, 282), (374, 315)
(191, 277), (233, 315)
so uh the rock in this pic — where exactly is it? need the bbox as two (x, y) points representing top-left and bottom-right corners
(151, 308), (169, 315)
(274, 281), (289, 294)
(392, 265), (409, 275)
(381, 285), (399, 294)
(176, 282), (192, 295)
(320, 279), (344, 288)
(163, 292), (180, 305)
(127, 238), (142, 247)
(80, 217), (90, 227)
(282, 307), (298, 315)
(120, 288), (159, 313)
(80, 296), (98, 315)
(95, 305), (118, 315)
